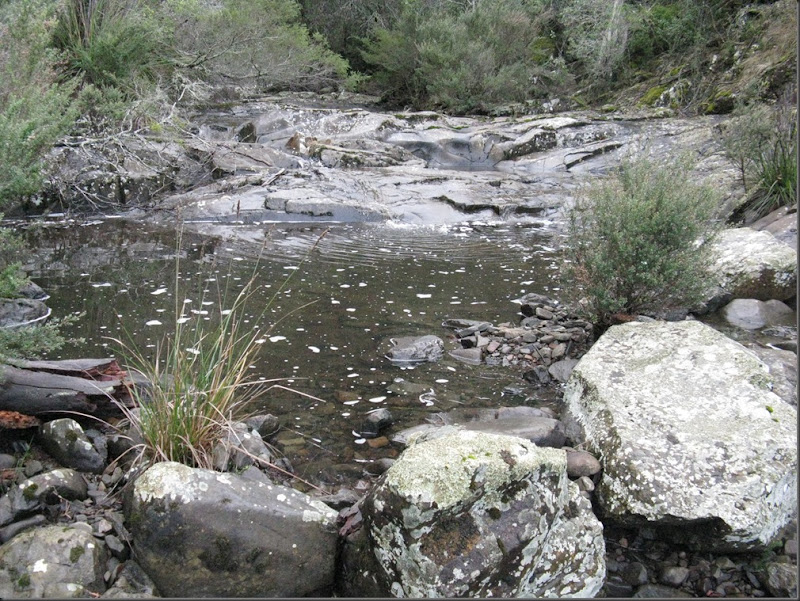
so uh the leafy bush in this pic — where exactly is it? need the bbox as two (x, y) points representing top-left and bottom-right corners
(560, 0), (629, 84)
(564, 154), (721, 329)
(0, 0), (77, 208)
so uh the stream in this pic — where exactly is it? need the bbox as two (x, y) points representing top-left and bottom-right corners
(14, 94), (744, 490)
(21, 214), (564, 488)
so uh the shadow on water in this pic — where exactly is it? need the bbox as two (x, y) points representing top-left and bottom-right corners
(21, 217), (566, 488)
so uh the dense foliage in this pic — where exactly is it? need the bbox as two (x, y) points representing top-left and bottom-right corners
(565, 155), (721, 330)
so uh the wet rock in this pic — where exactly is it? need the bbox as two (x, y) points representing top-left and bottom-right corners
(343, 431), (605, 597)
(0, 298), (51, 328)
(563, 320), (797, 552)
(211, 421), (273, 471)
(386, 335), (444, 364)
(745, 344), (797, 407)
(244, 413), (280, 439)
(361, 408), (393, 439)
(448, 347), (482, 365)
(0, 523), (108, 598)
(524, 365), (551, 386)
(460, 416), (567, 448)
(721, 298), (795, 330)
(126, 461), (339, 597)
(38, 418), (106, 474)
(623, 561), (649, 587)
(708, 227), (797, 304)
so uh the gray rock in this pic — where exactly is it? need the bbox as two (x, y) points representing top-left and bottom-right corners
(563, 320), (797, 552)
(20, 468), (89, 504)
(765, 561), (798, 598)
(0, 298), (51, 328)
(37, 418), (106, 474)
(386, 335), (445, 364)
(343, 431), (606, 597)
(634, 583), (693, 597)
(709, 227), (797, 303)
(746, 343), (798, 407)
(548, 358), (579, 383)
(566, 450), (602, 479)
(721, 298), (795, 330)
(100, 560), (159, 598)
(211, 421), (274, 471)
(448, 347), (482, 365)
(361, 408), (393, 438)
(0, 514), (47, 544)
(660, 566), (690, 587)
(460, 416), (567, 448)
(0, 523), (108, 598)
(622, 561), (649, 586)
(0, 454), (15, 469)
(244, 413), (280, 438)
(126, 461), (339, 597)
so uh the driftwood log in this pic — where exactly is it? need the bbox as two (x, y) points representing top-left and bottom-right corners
(0, 358), (134, 418)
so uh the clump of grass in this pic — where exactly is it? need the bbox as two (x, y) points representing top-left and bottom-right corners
(564, 153), (721, 331)
(113, 231), (326, 472)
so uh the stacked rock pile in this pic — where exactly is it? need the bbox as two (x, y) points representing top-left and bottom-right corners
(444, 293), (594, 370)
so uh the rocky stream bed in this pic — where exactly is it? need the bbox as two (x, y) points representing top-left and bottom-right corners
(1, 93), (797, 597)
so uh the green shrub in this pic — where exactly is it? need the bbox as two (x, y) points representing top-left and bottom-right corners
(361, 0), (567, 112)
(564, 154), (721, 329)
(0, 0), (77, 208)
(51, 0), (171, 92)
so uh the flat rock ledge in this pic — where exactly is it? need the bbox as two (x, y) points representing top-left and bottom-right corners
(563, 320), (797, 552)
(341, 430), (606, 597)
(125, 461), (339, 597)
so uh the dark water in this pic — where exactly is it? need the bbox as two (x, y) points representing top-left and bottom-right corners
(21, 216), (564, 488)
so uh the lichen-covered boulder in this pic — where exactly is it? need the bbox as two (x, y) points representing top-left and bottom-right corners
(563, 320), (797, 552)
(38, 418), (106, 474)
(125, 461), (339, 597)
(709, 228), (797, 302)
(342, 430), (606, 597)
(0, 523), (107, 598)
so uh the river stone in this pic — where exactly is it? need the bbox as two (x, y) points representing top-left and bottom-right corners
(563, 320), (797, 552)
(720, 298), (795, 330)
(0, 298), (51, 328)
(37, 418), (106, 474)
(745, 344), (797, 407)
(386, 335), (445, 364)
(709, 228), (797, 302)
(346, 430), (606, 597)
(0, 523), (107, 598)
(125, 461), (339, 597)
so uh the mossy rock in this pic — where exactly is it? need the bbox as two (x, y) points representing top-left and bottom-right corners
(640, 85), (667, 106)
(702, 89), (736, 115)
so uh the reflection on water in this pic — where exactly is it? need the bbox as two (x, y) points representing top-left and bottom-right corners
(22, 218), (564, 488)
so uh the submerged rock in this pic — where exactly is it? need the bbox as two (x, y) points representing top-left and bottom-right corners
(563, 320), (797, 552)
(386, 335), (445, 364)
(342, 430), (606, 597)
(125, 461), (339, 597)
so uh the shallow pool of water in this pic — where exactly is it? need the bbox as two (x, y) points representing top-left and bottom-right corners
(22, 216), (566, 488)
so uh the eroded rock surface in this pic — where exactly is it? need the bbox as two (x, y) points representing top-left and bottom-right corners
(125, 461), (339, 597)
(563, 320), (797, 552)
(342, 430), (606, 597)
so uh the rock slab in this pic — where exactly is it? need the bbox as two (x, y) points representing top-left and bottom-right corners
(344, 430), (606, 597)
(125, 461), (339, 597)
(563, 320), (797, 552)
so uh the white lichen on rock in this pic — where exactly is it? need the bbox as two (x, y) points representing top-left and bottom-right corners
(564, 319), (797, 551)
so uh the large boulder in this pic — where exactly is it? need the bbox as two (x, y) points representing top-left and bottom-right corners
(341, 430), (606, 597)
(563, 320), (797, 552)
(125, 461), (339, 597)
(708, 228), (797, 304)
(0, 523), (108, 598)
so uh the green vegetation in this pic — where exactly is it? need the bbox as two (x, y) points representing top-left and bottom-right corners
(564, 155), (721, 330)
(721, 93), (797, 223)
